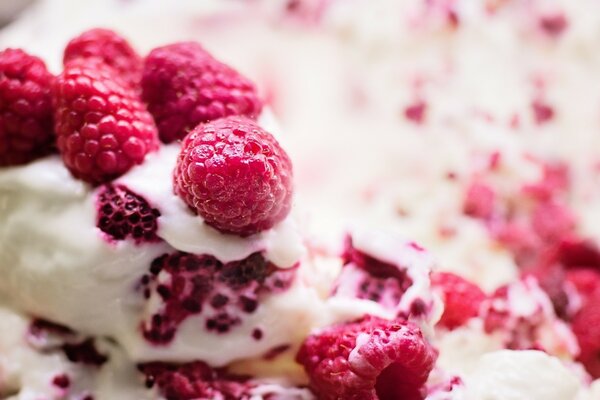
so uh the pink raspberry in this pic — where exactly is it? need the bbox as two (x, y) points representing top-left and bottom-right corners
(142, 42), (263, 143)
(173, 116), (293, 236)
(53, 59), (159, 185)
(139, 361), (253, 400)
(463, 181), (495, 219)
(141, 252), (295, 343)
(0, 48), (54, 166)
(96, 184), (161, 244)
(571, 291), (600, 378)
(63, 28), (142, 87)
(431, 271), (486, 330)
(296, 316), (437, 400)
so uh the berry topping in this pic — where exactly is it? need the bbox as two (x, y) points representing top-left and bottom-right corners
(296, 316), (436, 400)
(0, 48), (54, 166)
(53, 59), (159, 184)
(96, 184), (161, 244)
(141, 252), (295, 343)
(63, 28), (142, 87)
(571, 291), (600, 378)
(463, 181), (495, 219)
(431, 271), (486, 330)
(139, 361), (253, 400)
(142, 42), (263, 143)
(173, 116), (293, 236)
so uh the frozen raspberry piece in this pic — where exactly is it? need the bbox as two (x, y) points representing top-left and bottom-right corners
(96, 184), (161, 243)
(173, 116), (293, 236)
(571, 292), (600, 378)
(142, 42), (263, 143)
(141, 252), (295, 343)
(463, 182), (495, 219)
(296, 316), (436, 400)
(139, 361), (253, 400)
(431, 271), (486, 330)
(53, 59), (159, 184)
(63, 28), (142, 87)
(0, 48), (54, 166)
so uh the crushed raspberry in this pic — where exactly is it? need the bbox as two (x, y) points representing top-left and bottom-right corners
(539, 13), (568, 37)
(53, 58), (159, 185)
(431, 271), (487, 330)
(96, 184), (161, 244)
(338, 236), (414, 311)
(531, 100), (555, 124)
(141, 252), (296, 343)
(566, 268), (600, 302)
(296, 316), (436, 400)
(0, 48), (54, 166)
(571, 291), (600, 378)
(556, 237), (600, 270)
(404, 101), (427, 124)
(52, 374), (71, 389)
(142, 42), (262, 143)
(139, 361), (253, 400)
(62, 339), (108, 366)
(63, 28), (142, 87)
(522, 161), (570, 201)
(463, 182), (495, 219)
(530, 201), (575, 242)
(173, 116), (293, 236)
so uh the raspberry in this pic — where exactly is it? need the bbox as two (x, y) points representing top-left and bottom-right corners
(63, 28), (142, 87)
(141, 251), (295, 343)
(463, 182), (495, 219)
(53, 59), (159, 184)
(566, 268), (600, 304)
(139, 361), (253, 400)
(431, 271), (486, 330)
(173, 116), (293, 236)
(571, 292), (600, 378)
(142, 42), (263, 143)
(0, 48), (54, 166)
(96, 184), (161, 244)
(62, 338), (108, 366)
(296, 316), (436, 400)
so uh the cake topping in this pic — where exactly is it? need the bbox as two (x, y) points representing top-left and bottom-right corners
(173, 116), (293, 236)
(0, 48), (54, 166)
(431, 271), (487, 330)
(53, 58), (159, 184)
(142, 42), (263, 143)
(96, 183), (161, 244)
(296, 316), (436, 400)
(63, 28), (142, 87)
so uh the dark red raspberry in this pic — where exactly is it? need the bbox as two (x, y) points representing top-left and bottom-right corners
(62, 338), (108, 366)
(139, 361), (253, 400)
(53, 59), (159, 184)
(430, 271), (486, 330)
(63, 28), (142, 87)
(173, 116), (293, 236)
(296, 316), (436, 400)
(96, 184), (161, 244)
(142, 42), (263, 143)
(141, 252), (295, 343)
(571, 291), (600, 378)
(0, 48), (54, 166)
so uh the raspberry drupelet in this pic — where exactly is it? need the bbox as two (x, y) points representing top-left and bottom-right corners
(296, 316), (437, 400)
(53, 59), (159, 185)
(63, 28), (142, 87)
(142, 42), (263, 143)
(0, 48), (54, 166)
(173, 116), (293, 236)
(431, 271), (487, 330)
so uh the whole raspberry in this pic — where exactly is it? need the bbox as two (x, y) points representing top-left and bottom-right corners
(0, 48), (54, 166)
(173, 116), (293, 236)
(53, 59), (159, 184)
(139, 361), (253, 400)
(142, 42), (263, 143)
(63, 28), (142, 87)
(96, 184), (161, 244)
(431, 271), (487, 330)
(296, 316), (436, 400)
(571, 292), (600, 378)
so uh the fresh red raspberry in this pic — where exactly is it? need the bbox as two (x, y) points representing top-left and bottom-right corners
(431, 271), (487, 330)
(63, 28), (142, 87)
(173, 116), (293, 236)
(139, 361), (253, 400)
(142, 42), (263, 143)
(296, 316), (436, 400)
(0, 48), (54, 166)
(53, 59), (159, 185)
(571, 292), (600, 378)
(96, 184), (161, 244)
(566, 268), (600, 304)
